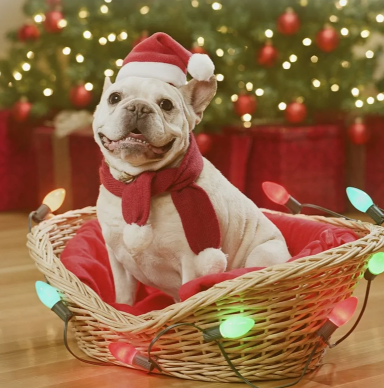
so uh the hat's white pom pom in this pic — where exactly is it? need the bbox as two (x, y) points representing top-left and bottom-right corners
(188, 53), (215, 81)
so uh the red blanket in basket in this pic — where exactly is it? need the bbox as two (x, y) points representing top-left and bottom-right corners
(60, 213), (358, 315)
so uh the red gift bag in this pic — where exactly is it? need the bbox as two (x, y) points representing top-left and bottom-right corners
(245, 125), (346, 214)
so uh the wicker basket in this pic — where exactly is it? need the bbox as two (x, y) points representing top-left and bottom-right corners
(27, 207), (384, 383)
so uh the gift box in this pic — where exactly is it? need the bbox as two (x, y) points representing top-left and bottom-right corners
(0, 110), (39, 211)
(203, 128), (253, 193)
(33, 126), (102, 211)
(364, 116), (384, 204)
(245, 125), (346, 214)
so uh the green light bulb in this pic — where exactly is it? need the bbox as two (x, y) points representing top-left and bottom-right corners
(368, 252), (384, 275)
(346, 187), (373, 212)
(219, 316), (255, 339)
(35, 281), (61, 309)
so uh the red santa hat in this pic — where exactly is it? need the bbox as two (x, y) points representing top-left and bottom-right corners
(115, 32), (214, 87)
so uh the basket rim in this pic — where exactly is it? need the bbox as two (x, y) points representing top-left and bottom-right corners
(27, 206), (384, 331)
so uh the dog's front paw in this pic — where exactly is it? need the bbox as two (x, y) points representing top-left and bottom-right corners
(123, 223), (153, 253)
(195, 248), (227, 277)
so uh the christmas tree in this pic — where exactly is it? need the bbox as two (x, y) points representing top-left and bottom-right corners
(1, 0), (384, 130)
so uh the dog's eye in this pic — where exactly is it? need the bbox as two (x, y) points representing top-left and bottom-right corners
(108, 92), (121, 105)
(159, 99), (173, 111)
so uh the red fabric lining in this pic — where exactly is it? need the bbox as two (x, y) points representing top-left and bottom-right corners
(60, 213), (358, 315)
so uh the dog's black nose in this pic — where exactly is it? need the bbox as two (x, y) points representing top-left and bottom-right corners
(126, 102), (153, 117)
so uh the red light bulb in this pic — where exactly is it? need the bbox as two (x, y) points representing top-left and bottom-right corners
(317, 296), (358, 341)
(262, 181), (290, 205)
(109, 343), (155, 371)
(109, 343), (138, 365)
(328, 296), (358, 327)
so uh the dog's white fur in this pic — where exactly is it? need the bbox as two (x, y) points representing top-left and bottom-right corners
(94, 75), (291, 305)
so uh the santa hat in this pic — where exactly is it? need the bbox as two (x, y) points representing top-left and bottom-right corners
(115, 32), (214, 87)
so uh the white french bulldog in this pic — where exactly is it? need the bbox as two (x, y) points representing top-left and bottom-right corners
(94, 75), (291, 305)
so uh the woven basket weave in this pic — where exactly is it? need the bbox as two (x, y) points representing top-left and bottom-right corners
(27, 207), (384, 383)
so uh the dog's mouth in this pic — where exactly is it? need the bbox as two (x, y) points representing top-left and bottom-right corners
(99, 128), (175, 156)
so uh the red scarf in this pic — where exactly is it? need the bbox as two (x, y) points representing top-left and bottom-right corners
(99, 135), (221, 254)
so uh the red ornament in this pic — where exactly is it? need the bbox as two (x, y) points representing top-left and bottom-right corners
(190, 45), (208, 55)
(12, 98), (32, 123)
(277, 8), (300, 35)
(234, 94), (257, 117)
(44, 10), (64, 33)
(18, 24), (40, 42)
(348, 120), (369, 145)
(285, 102), (307, 124)
(195, 133), (213, 155)
(257, 42), (278, 67)
(70, 85), (93, 108)
(316, 27), (339, 52)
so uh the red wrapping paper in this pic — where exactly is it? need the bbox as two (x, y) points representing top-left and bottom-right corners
(245, 125), (346, 214)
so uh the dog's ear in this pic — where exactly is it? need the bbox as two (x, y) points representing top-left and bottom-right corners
(102, 76), (112, 95)
(179, 76), (217, 127)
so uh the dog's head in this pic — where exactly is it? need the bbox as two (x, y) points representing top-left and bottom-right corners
(93, 75), (217, 175)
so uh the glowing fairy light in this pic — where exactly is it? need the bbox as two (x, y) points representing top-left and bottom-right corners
(246, 82), (253, 91)
(212, 2), (222, 10)
(341, 61), (350, 68)
(58, 19), (67, 28)
(361, 30), (370, 38)
(255, 88), (264, 96)
(108, 33), (116, 42)
(367, 97), (375, 104)
(191, 0), (199, 7)
(311, 55), (318, 63)
(34, 14), (45, 23)
(27, 51), (34, 59)
(283, 61), (291, 69)
(83, 31), (92, 39)
(197, 37), (204, 46)
(22, 63), (31, 71)
(366, 50), (374, 58)
(76, 54), (84, 63)
(231, 94), (238, 102)
(100, 5), (109, 13)
(243, 121), (252, 128)
(355, 100), (363, 108)
(331, 84), (339, 92)
(85, 82), (93, 91)
(278, 102), (287, 110)
(215, 97), (222, 104)
(115, 59), (123, 66)
(78, 8), (89, 18)
(351, 88), (359, 97)
(265, 29), (273, 38)
(303, 38), (312, 46)
(43, 88), (53, 96)
(104, 69), (114, 76)
(216, 74), (224, 81)
(289, 55), (297, 62)
(341, 28), (349, 36)
(377, 93), (384, 101)
(376, 14), (384, 23)
(312, 79), (321, 88)
(242, 114), (252, 122)
(62, 47), (71, 55)
(118, 31), (128, 40)
(216, 48), (224, 57)
(140, 6), (150, 14)
(329, 15), (338, 22)
(13, 71), (22, 81)
(99, 37), (107, 45)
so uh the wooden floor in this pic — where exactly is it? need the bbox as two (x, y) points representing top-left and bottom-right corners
(1, 212), (384, 388)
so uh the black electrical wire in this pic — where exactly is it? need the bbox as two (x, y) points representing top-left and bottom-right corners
(147, 322), (320, 388)
(63, 316), (116, 366)
(301, 204), (354, 220)
(28, 211), (35, 232)
(328, 280), (371, 348)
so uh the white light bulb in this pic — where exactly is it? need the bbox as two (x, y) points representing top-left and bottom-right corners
(361, 30), (370, 38)
(377, 93), (384, 101)
(215, 97), (222, 104)
(255, 88), (264, 96)
(85, 82), (93, 91)
(27, 51), (34, 59)
(339, 0), (347, 6)
(118, 31), (128, 40)
(99, 37), (107, 45)
(231, 94), (238, 102)
(212, 2), (222, 10)
(22, 63), (31, 71)
(303, 38), (312, 46)
(278, 102), (287, 110)
(341, 28), (349, 36)
(78, 9), (89, 18)
(197, 37), (204, 46)
(351, 88), (359, 97)
(216, 49), (224, 57)
(367, 97), (374, 104)
(100, 5), (109, 13)
(329, 15), (338, 22)
(62, 47), (71, 55)
(115, 59), (123, 67)
(355, 100), (363, 108)
(265, 29), (273, 38)
(341, 61), (350, 68)
(191, 0), (199, 7)
(13, 71), (22, 81)
(243, 121), (252, 128)
(242, 114), (252, 122)
(376, 14), (384, 23)
(312, 79), (321, 87)
(246, 82), (253, 91)
(311, 55), (318, 63)
(58, 19), (67, 28)
(43, 88), (53, 96)
(140, 6), (150, 14)
(76, 54), (84, 63)
(104, 69), (114, 77)
(34, 14), (44, 23)
(108, 33), (116, 42)
(289, 54), (297, 62)
(331, 84), (339, 92)
(283, 61), (291, 69)
(83, 31), (92, 39)
(366, 50), (374, 58)
(216, 74), (224, 81)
